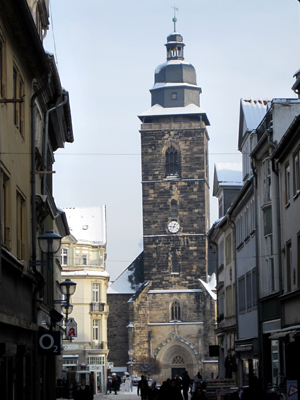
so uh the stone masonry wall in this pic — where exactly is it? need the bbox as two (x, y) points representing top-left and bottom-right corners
(107, 293), (131, 367)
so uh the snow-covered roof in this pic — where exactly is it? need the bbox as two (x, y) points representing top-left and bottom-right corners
(63, 206), (106, 246)
(238, 99), (270, 150)
(62, 270), (109, 277)
(199, 273), (216, 300)
(138, 103), (210, 125)
(152, 82), (201, 90)
(155, 59), (191, 74)
(107, 252), (144, 294)
(241, 99), (269, 131)
(215, 163), (242, 185)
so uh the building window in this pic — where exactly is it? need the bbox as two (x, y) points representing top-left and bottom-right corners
(218, 196), (223, 219)
(61, 248), (68, 266)
(172, 92), (177, 100)
(226, 285), (233, 316)
(263, 158), (271, 204)
(13, 65), (24, 136)
(82, 254), (88, 265)
(293, 151), (300, 196)
(93, 283), (100, 303)
(1, 168), (10, 249)
(88, 356), (105, 366)
(225, 234), (232, 266)
(16, 191), (26, 260)
(171, 254), (179, 274)
(286, 241), (292, 292)
(166, 145), (179, 177)
(171, 199), (178, 220)
(238, 276), (246, 313)
(246, 272), (252, 311)
(252, 269), (257, 308)
(219, 239), (224, 267)
(285, 164), (291, 205)
(93, 320), (100, 341)
(171, 301), (181, 321)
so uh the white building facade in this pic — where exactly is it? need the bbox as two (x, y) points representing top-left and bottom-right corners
(60, 206), (109, 395)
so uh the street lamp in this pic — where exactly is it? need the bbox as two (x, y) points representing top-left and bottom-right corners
(59, 279), (77, 325)
(38, 230), (62, 269)
(128, 349), (134, 392)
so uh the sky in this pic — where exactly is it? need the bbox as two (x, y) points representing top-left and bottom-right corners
(44, 0), (300, 281)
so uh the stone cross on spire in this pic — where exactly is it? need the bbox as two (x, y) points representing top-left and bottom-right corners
(172, 5), (179, 32)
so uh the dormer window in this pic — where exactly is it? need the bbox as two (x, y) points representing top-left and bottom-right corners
(172, 92), (177, 100)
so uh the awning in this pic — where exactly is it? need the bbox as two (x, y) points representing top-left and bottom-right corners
(63, 354), (78, 359)
(235, 344), (252, 352)
(111, 367), (127, 373)
(269, 329), (299, 339)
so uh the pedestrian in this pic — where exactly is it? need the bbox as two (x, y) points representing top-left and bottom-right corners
(182, 371), (191, 400)
(166, 379), (183, 400)
(148, 381), (159, 400)
(112, 376), (118, 395)
(107, 377), (112, 394)
(137, 375), (149, 400)
(192, 387), (207, 400)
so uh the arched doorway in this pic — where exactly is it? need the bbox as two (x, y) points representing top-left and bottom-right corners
(156, 340), (198, 381)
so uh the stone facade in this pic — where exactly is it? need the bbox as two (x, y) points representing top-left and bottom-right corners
(107, 29), (217, 382)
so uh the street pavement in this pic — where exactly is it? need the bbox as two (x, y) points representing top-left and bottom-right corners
(94, 384), (138, 400)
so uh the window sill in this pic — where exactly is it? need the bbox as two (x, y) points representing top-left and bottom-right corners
(165, 175), (179, 181)
(171, 272), (180, 275)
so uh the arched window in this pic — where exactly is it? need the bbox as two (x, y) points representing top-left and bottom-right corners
(171, 301), (181, 321)
(171, 199), (178, 220)
(166, 146), (179, 176)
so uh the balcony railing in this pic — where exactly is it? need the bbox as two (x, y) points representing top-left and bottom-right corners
(90, 302), (106, 312)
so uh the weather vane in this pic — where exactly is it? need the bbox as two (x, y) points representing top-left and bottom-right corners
(172, 5), (179, 32)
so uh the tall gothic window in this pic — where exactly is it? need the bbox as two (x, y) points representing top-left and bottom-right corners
(166, 146), (179, 177)
(172, 254), (179, 274)
(171, 301), (181, 321)
(171, 199), (178, 220)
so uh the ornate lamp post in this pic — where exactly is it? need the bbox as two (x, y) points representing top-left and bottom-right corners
(128, 349), (134, 392)
(38, 230), (62, 270)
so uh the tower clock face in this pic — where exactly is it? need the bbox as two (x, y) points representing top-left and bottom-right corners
(168, 221), (180, 233)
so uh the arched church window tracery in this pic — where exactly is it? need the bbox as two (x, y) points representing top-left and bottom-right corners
(171, 300), (181, 321)
(165, 145), (180, 177)
(172, 355), (184, 364)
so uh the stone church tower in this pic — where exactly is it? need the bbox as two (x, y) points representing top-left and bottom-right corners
(107, 27), (217, 380)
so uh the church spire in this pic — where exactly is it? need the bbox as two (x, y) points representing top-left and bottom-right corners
(172, 5), (179, 32)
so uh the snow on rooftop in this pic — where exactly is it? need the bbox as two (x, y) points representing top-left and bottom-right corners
(139, 103), (208, 119)
(199, 273), (216, 300)
(155, 59), (191, 74)
(62, 270), (109, 277)
(63, 206), (106, 246)
(215, 163), (242, 186)
(241, 99), (269, 131)
(107, 253), (144, 294)
(152, 82), (200, 90)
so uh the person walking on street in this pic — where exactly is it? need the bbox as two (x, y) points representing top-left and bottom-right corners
(137, 375), (149, 400)
(182, 371), (191, 400)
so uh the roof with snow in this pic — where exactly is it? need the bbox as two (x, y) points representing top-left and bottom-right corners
(138, 103), (210, 125)
(107, 252), (144, 294)
(213, 163), (243, 196)
(63, 206), (106, 246)
(238, 99), (269, 151)
(199, 273), (217, 300)
(62, 269), (109, 278)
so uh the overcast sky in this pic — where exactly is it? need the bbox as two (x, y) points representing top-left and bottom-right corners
(44, 0), (300, 281)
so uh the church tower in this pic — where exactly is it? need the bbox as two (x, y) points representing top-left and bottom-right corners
(139, 30), (210, 289)
(128, 23), (217, 379)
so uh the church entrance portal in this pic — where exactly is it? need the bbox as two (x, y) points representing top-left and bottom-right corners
(172, 367), (185, 379)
